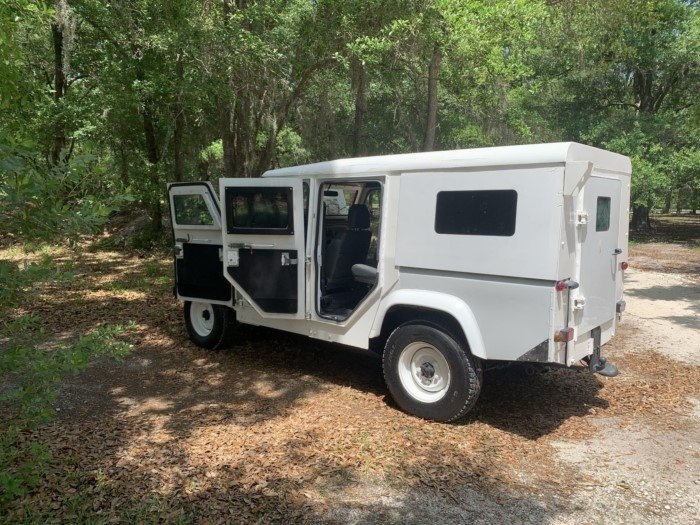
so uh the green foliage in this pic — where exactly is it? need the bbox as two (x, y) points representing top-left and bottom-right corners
(1, 0), (699, 245)
(0, 139), (131, 242)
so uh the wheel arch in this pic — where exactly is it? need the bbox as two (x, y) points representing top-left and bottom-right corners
(369, 290), (486, 359)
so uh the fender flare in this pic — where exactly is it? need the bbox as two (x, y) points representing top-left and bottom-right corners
(371, 289), (487, 359)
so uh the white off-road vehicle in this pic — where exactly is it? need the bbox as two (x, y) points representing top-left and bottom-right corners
(167, 142), (630, 422)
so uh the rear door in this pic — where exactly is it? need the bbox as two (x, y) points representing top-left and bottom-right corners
(220, 178), (305, 318)
(167, 182), (231, 303)
(578, 176), (621, 333)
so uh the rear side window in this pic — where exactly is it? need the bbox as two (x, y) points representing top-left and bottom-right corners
(173, 194), (215, 226)
(596, 197), (611, 232)
(225, 187), (294, 235)
(435, 190), (517, 236)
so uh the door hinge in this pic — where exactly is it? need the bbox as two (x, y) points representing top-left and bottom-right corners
(573, 296), (586, 310)
(576, 211), (589, 226)
(174, 243), (184, 259)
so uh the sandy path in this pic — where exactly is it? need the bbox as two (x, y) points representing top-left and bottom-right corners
(545, 268), (700, 525)
(622, 268), (700, 365)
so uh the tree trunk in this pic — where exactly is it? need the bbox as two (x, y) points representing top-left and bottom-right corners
(351, 58), (368, 157)
(133, 63), (159, 165)
(423, 43), (441, 152)
(633, 69), (654, 113)
(219, 0), (239, 177)
(219, 101), (236, 177)
(630, 204), (651, 231)
(51, 18), (66, 164)
(662, 189), (673, 214)
(173, 53), (185, 182)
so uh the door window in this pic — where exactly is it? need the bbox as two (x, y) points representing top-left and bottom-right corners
(173, 194), (215, 226)
(596, 197), (611, 232)
(225, 187), (294, 234)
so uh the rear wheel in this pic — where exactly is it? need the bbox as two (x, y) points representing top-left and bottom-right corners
(383, 323), (482, 422)
(184, 301), (235, 350)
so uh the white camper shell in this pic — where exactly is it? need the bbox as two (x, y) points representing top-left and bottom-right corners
(167, 142), (631, 422)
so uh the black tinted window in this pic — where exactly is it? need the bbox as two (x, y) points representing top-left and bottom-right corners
(435, 190), (517, 236)
(226, 187), (294, 234)
(596, 197), (611, 232)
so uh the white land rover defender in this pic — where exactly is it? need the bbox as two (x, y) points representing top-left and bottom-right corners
(167, 142), (630, 422)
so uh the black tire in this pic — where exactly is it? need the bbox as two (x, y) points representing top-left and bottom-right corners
(383, 323), (482, 422)
(184, 301), (236, 350)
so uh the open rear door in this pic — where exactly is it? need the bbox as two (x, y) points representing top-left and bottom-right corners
(220, 178), (306, 319)
(167, 182), (231, 303)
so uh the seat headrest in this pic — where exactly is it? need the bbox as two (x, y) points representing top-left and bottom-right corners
(348, 204), (370, 229)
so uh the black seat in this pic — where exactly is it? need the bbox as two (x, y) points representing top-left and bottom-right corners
(324, 204), (372, 292)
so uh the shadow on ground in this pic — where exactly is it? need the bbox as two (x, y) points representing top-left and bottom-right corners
(2, 248), (603, 522)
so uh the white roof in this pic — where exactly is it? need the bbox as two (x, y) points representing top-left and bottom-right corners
(263, 142), (631, 179)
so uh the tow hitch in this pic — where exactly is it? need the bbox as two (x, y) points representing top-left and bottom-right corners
(584, 327), (619, 377)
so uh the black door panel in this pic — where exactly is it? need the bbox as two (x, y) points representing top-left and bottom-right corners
(176, 243), (231, 301)
(227, 249), (298, 313)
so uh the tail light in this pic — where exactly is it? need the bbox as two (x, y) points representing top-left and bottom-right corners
(620, 261), (629, 271)
(554, 327), (574, 343)
(555, 279), (579, 292)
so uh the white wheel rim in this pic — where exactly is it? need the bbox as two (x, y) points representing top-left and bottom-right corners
(190, 302), (215, 337)
(397, 342), (451, 403)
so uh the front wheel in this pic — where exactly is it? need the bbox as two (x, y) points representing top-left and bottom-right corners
(184, 301), (235, 350)
(383, 323), (482, 422)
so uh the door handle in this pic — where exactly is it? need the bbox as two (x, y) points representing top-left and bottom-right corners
(244, 243), (275, 249)
(613, 248), (622, 255)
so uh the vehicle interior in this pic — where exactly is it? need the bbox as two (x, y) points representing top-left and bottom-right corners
(317, 180), (382, 321)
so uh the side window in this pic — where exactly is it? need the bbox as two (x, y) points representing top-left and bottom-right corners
(303, 181), (309, 242)
(435, 190), (517, 236)
(225, 187), (294, 235)
(596, 197), (611, 232)
(364, 189), (382, 261)
(173, 194), (215, 226)
(322, 186), (358, 216)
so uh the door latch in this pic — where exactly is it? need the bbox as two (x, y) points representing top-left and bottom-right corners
(227, 249), (240, 267)
(576, 211), (589, 226)
(281, 252), (298, 266)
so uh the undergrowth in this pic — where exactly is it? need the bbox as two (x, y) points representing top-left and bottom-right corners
(0, 247), (133, 504)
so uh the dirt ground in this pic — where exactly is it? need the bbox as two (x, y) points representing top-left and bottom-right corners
(1, 233), (699, 523)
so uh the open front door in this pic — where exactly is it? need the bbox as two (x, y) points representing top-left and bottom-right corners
(220, 178), (306, 318)
(167, 182), (231, 303)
